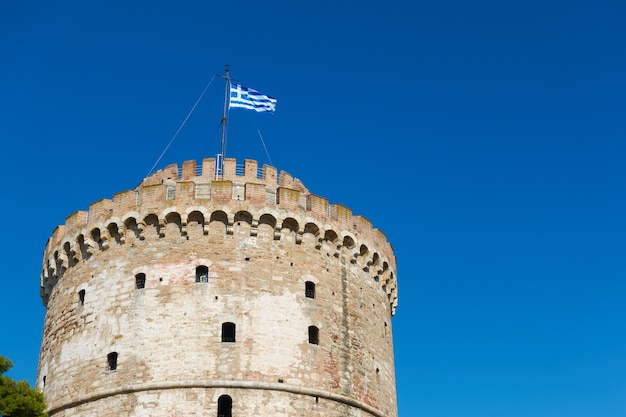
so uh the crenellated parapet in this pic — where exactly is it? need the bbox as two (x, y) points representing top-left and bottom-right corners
(41, 158), (398, 313)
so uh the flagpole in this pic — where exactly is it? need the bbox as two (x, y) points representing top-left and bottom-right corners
(219, 64), (230, 179)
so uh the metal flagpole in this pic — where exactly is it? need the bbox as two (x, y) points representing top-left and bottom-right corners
(219, 64), (230, 179)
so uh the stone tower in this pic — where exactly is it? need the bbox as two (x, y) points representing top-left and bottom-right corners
(37, 157), (399, 417)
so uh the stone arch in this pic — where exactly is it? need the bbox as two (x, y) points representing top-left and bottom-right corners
(342, 235), (356, 249)
(210, 210), (228, 225)
(76, 234), (92, 261)
(107, 222), (123, 245)
(280, 217), (299, 243)
(371, 252), (380, 268)
(53, 250), (66, 279)
(358, 244), (370, 271)
(187, 211), (205, 238)
(90, 228), (105, 251)
(281, 217), (299, 233)
(123, 217), (142, 241)
(302, 222), (320, 247)
(257, 213), (276, 242)
(258, 213), (276, 229)
(233, 210), (252, 225)
(379, 261), (390, 284)
(63, 241), (77, 267)
(303, 222), (319, 236)
(233, 210), (252, 238)
(208, 210), (228, 238)
(143, 214), (160, 239)
(164, 212), (183, 238)
(324, 229), (339, 243)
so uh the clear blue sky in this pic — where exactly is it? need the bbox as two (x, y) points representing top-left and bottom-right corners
(2, 1), (625, 416)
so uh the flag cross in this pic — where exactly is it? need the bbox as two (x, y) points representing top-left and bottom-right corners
(229, 81), (277, 113)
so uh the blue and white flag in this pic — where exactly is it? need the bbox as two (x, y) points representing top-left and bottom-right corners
(229, 81), (277, 113)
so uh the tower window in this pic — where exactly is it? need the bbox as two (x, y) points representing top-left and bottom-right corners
(217, 395), (232, 417)
(78, 289), (86, 305)
(222, 322), (236, 342)
(196, 265), (209, 283)
(308, 326), (319, 345)
(107, 352), (118, 371)
(135, 273), (146, 289)
(305, 281), (316, 299)
(165, 179), (176, 200)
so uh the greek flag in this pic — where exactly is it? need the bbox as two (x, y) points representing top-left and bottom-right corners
(229, 81), (277, 113)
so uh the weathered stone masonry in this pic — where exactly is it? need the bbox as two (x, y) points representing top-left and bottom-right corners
(37, 157), (399, 417)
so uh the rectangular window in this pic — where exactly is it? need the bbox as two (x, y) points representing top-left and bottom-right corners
(107, 352), (118, 371)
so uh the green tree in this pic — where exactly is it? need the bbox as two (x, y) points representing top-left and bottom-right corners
(0, 356), (47, 417)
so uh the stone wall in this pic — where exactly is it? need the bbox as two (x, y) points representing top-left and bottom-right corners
(37, 158), (399, 417)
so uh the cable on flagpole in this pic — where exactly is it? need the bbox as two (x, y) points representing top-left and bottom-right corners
(257, 129), (273, 166)
(146, 74), (216, 178)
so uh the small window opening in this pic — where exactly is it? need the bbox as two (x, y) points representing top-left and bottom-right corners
(196, 265), (209, 283)
(308, 326), (319, 345)
(305, 281), (316, 299)
(135, 273), (146, 289)
(165, 178), (175, 200)
(78, 289), (85, 305)
(217, 395), (232, 417)
(107, 352), (118, 371)
(42, 375), (46, 387)
(222, 322), (236, 342)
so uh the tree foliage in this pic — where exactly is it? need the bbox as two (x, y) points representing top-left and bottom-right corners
(0, 356), (47, 417)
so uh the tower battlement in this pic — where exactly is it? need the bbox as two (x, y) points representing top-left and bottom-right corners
(42, 158), (397, 312)
(38, 157), (399, 417)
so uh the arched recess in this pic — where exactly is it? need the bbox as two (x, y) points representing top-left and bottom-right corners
(77, 234), (92, 261)
(63, 241), (77, 267)
(208, 210), (228, 238)
(281, 217), (299, 243)
(143, 214), (160, 239)
(342, 235), (356, 250)
(124, 217), (142, 241)
(303, 222), (320, 247)
(377, 261), (390, 284)
(107, 222), (123, 245)
(164, 212), (182, 238)
(258, 214), (276, 242)
(234, 211), (252, 225)
(91, 228), (105, 250)
(233, 211), (252, 237)
(322, 229), (339, 256)
(187, 211), (205, 238)
(371, 252), (380, 268)
(53, 251), (66, 280)
(358, 244), (370, 271)
(324, 229), (339, 243)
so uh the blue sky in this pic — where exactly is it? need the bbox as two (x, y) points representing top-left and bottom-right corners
(2, 1), (625, 416)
